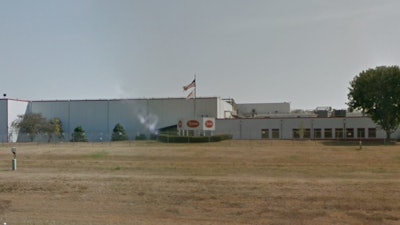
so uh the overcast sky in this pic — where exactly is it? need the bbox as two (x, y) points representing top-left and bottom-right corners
(1, 0), (400, 109)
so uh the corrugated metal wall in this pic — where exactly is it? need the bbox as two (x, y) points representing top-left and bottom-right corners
(28, 98), (224, 141)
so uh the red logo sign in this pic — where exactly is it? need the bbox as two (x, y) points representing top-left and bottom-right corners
(205, 120), (214, 128)
(178, 120), (182, 128)
(187, 120), (200, 128)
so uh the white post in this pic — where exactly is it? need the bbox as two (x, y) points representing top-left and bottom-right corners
(11, 147), (17, 171)
(12, 159), (17, 171)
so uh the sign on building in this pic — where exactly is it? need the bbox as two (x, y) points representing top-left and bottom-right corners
(177, 117), (215, 135)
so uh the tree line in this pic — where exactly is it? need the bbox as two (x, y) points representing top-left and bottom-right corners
(11, 113), (131, 142)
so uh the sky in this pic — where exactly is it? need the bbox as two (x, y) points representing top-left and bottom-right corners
(1, 0), (400, 110)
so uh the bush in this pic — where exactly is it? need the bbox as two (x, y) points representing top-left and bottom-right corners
(71, 126), (88, 142)
(158, 134), (232, 143)
(135, 133), (147, 140)
(111, 123), (129, 141)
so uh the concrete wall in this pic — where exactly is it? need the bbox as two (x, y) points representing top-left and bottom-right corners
(0, 99), (7, 142)
(0, 99), (27, 142)
(216, 117), (395, 140)
(218, 99), (236, 118)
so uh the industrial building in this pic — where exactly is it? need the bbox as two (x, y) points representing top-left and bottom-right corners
(0, 97), (399, 142)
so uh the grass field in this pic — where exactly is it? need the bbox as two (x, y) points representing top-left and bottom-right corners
(0, 140), (399, 225)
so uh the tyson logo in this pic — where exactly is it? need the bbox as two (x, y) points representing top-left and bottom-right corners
(205, 120), (214, 128)
(186, 120), (200, 128)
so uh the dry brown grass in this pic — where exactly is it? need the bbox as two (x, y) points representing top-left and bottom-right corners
(0, 140), (399, 224)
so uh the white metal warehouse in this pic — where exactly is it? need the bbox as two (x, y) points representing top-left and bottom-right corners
(0, 97), (399, 142)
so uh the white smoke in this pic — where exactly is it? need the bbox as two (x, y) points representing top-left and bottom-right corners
(117, 99), (160, 135)
(137, 113), (159, 133)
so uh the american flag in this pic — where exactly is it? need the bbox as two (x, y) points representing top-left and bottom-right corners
(183, 79), (196, 91)
(186, 89), (195, 99)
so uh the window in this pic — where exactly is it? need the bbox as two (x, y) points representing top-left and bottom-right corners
(357, 128), (365, 138)
(314, 129), (322, 139)
(368, 128), (376, 138)
(272, 129), (280, 139)
(335, 128), (344, 139)
(261, 129), (269, 139)
(346, 128), (354, 138)
(324, 128), (332, 138)
(293, 128), (310, 139)
(304, 129), (311, 138)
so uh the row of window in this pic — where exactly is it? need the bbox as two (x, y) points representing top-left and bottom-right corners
(261, 128), (377, 139)
(261, 128), (280, 139)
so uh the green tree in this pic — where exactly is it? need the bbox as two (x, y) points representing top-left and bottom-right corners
(51, 117), (64, 140)
(71, 126), (88, 142)
(11, 113), (48, 141)
(111, 123), (129, 141)
(348, 65), (400, 142)
(43, 118), (64, 142)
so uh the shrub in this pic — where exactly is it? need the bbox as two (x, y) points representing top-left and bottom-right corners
(135, 133), (147, 140)
(71, 126), (88, 142)
(158, 134), (232, 143)
(111, 123), (129, 141)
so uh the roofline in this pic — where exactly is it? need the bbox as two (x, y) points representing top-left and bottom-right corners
(0, 98), (30, 103)
(217, 116), (369, 120)
(29, 96), (223, 103)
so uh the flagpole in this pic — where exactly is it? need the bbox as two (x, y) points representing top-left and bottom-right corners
(194, 74), (196, 119)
